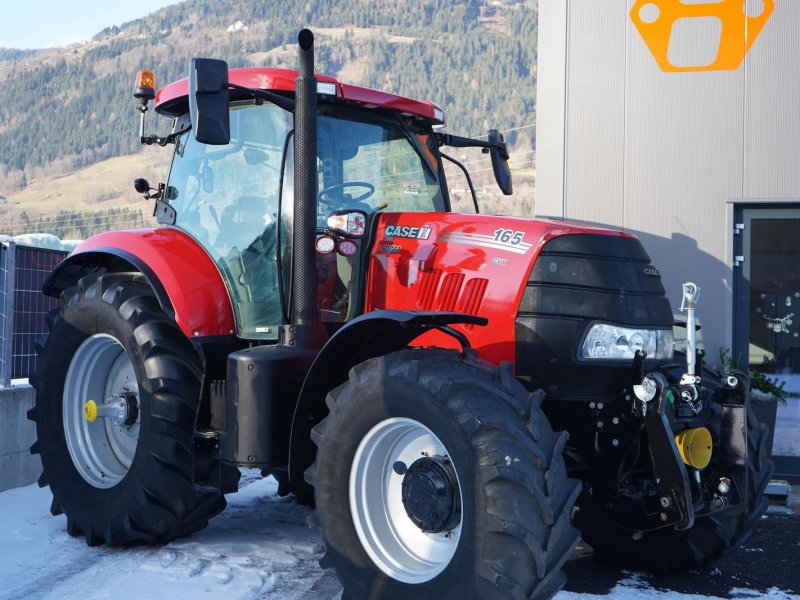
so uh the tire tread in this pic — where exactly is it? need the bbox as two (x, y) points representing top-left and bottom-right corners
(30, 272), (228, 547)
(308, 348), (579, 600)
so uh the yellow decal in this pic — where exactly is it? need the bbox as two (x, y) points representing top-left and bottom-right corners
(630, 0), (774, 72)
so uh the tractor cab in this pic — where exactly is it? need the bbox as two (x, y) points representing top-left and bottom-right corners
(139, 67), (449, 338)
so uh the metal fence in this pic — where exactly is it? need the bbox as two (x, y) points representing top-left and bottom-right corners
(0, 242), (67, 386)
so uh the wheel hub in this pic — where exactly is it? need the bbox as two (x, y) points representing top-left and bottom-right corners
(349, 417), (464, 584)
(64, 334), (139, 488)
(84, 392), (139, 428)
(111, 391), (139, 427)
(401, 456), (461, 533)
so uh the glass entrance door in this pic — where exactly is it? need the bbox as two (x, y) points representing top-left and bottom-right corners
(735, 206), (800, 469)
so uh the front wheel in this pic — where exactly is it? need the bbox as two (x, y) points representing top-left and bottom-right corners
(307, 348), (580, 599)
(30, 273), (228, 545)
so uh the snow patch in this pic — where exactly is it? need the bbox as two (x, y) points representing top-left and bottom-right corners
(1, 473), (798, 600)
(0, 473), (339, 600)
(0, 233), (82, 251)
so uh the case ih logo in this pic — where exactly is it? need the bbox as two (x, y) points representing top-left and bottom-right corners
(630, 0), (774, 72)
(384, 224), (433, 240)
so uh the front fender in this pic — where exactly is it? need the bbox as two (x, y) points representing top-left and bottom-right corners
(43, 228), (235, 339)
(288, 309), (487, 482)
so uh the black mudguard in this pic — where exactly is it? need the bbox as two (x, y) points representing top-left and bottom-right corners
(287, 309), (486, 483)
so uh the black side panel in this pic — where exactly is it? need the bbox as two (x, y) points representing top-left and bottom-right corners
(222, 345), (317, 467)
(519, 287), (672, 325)
(537, 233), (652, 260)
(516, 234), (673, 398)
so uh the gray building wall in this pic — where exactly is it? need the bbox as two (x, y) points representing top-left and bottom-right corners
(537, 0), (800, 359)
(0, 385), (41, 492)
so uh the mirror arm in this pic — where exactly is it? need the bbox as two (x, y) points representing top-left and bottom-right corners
(140, 132), (181, 147)
(440, 151), (480, 214)
(137, 100), (181, 146)
(140, 182), (165, 201)
(434, 132), (508, 159)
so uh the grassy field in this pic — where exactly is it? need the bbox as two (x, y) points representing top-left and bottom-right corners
(1, 141), (535, 238)
(4, 149), (166, 215)
(1, 148), (167, 236)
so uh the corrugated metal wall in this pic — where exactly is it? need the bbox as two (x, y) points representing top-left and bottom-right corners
(537, 0), (800, 357)
(743, 2), (800, 198)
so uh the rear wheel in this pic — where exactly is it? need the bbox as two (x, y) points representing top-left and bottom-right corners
(268, 467), (315, 507)
(29, 273), (228, 545)
(308, 348), (580, 599)
(574, 402), (774, 573)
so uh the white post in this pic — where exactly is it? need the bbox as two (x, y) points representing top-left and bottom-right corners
(681, 282), (700, 376)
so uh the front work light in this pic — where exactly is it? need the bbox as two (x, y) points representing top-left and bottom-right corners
(580, 323), (673, 361)
(315, 235), (336, 254)
(327, 210), (367, 238)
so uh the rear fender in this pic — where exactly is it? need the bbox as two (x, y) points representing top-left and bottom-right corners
(43, 228), (235, 339)
(287, 310), (486, 482)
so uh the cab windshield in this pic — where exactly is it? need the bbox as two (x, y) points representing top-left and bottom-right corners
(166, 101), (445, 339)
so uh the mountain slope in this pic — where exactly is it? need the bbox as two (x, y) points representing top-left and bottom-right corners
(0, 0), (537, 230)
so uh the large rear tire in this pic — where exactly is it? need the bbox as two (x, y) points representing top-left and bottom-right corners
(268, 467), (315, 507)
(308, 348), (580, 600)
(29, 273), (228, 545)
(574, 403), (774, 573)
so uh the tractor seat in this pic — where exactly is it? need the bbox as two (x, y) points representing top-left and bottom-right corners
(219, 196), (274, 249)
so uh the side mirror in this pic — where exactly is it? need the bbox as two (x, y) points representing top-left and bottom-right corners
(488, 129), (513, 196)
(133, 178), (150, 194)
(189, 58), (231, 145)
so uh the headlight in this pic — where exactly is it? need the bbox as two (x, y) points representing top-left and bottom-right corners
(580, 323), (674, 361)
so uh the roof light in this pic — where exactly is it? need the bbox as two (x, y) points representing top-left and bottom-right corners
(317, 81), (336, 96)
(134, 69), (156, 102)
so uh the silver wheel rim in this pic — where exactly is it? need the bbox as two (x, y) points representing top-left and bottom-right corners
(349, 417), (463, 584)
(63, 334), (140, 488)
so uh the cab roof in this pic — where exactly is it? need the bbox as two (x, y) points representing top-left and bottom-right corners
(155, 67), (445, 124)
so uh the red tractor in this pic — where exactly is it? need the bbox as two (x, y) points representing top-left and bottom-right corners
(30, 30), (772, 599)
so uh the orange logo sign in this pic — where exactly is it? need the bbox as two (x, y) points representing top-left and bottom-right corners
(630, 0), (774, 72)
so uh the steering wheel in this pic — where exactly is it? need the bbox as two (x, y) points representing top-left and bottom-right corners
(318, 181), (375, 207)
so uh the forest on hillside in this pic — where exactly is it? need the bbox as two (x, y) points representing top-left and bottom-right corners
(0, 0), (537, 199)
(0, 207), (149, 238)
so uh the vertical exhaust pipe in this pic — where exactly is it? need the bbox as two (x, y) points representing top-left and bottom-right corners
(293, 29), (318, 326)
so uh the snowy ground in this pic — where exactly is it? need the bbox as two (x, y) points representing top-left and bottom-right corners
(0, 471), (798, 600)
(0, 472), (341, 600)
